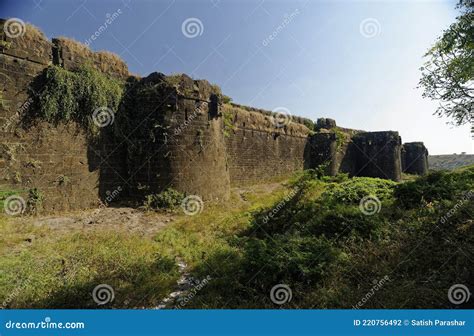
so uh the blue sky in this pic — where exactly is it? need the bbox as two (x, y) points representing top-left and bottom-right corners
(1, 0), (472, 154)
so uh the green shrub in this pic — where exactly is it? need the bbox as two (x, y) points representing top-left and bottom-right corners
(143, 188), (185, 211)
(288, 165), (331, 186)
(322, 177), (396, 204)
(222, 110), (235, 137)
(242, 235), (338, 288)
(314, 162), (330, 179)
(26, 188), (43, 215)
(395, 167), (474, 208)
(333, 129), (349, 150)
(36, 65), (124, 137)
(311, 204), (386, 239)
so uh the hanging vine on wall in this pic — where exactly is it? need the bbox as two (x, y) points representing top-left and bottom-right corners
(222, 109), (235, 137)
(333, 128), (349, 151)
(34, 64), (124, 137)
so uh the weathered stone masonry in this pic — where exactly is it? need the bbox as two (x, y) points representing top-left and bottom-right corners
(402, 142), (429, 175)
(0, 21), (429, 212)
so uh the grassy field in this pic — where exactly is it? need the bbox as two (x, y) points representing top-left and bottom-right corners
(0, 183), (289, 308)
(1, 167), (473, 309)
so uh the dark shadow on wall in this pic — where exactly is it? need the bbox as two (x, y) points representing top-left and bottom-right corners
(86, 131), (129, 205)
(304, 131), (404, 181)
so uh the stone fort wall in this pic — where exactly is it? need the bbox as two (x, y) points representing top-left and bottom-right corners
(222, 104), (311, 186)
(0, 21), (127, 212)
(0, 20), (428, 213)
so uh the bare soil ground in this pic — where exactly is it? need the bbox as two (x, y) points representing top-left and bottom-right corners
(8, 182), (284, 237)
(11, 207), (175, 237)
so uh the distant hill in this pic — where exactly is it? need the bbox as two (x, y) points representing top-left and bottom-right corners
(429, 154), (474, 170)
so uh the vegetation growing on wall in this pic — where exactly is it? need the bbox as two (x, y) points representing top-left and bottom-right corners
(222, 109), (235, 137)
(333, 128), (349, 151)
(26, 188), (44, 215)
(35, 65), (124, 137)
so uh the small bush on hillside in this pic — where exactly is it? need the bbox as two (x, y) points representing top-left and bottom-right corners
(26, 188), (44, 215)
(322, 177), (396, 204)
(322, 173), (350, 183)
(288, 164), (345, 187)
(242, 235), (338, 288)
(309, 205), (387, 240)
(143, 188), (185, 211)
(395, 167), (474, 208)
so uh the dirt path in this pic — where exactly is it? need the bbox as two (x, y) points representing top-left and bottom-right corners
(12, 207), (175, 237)
(10, 181), (284, 231)
(9, 183), (284, 236)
